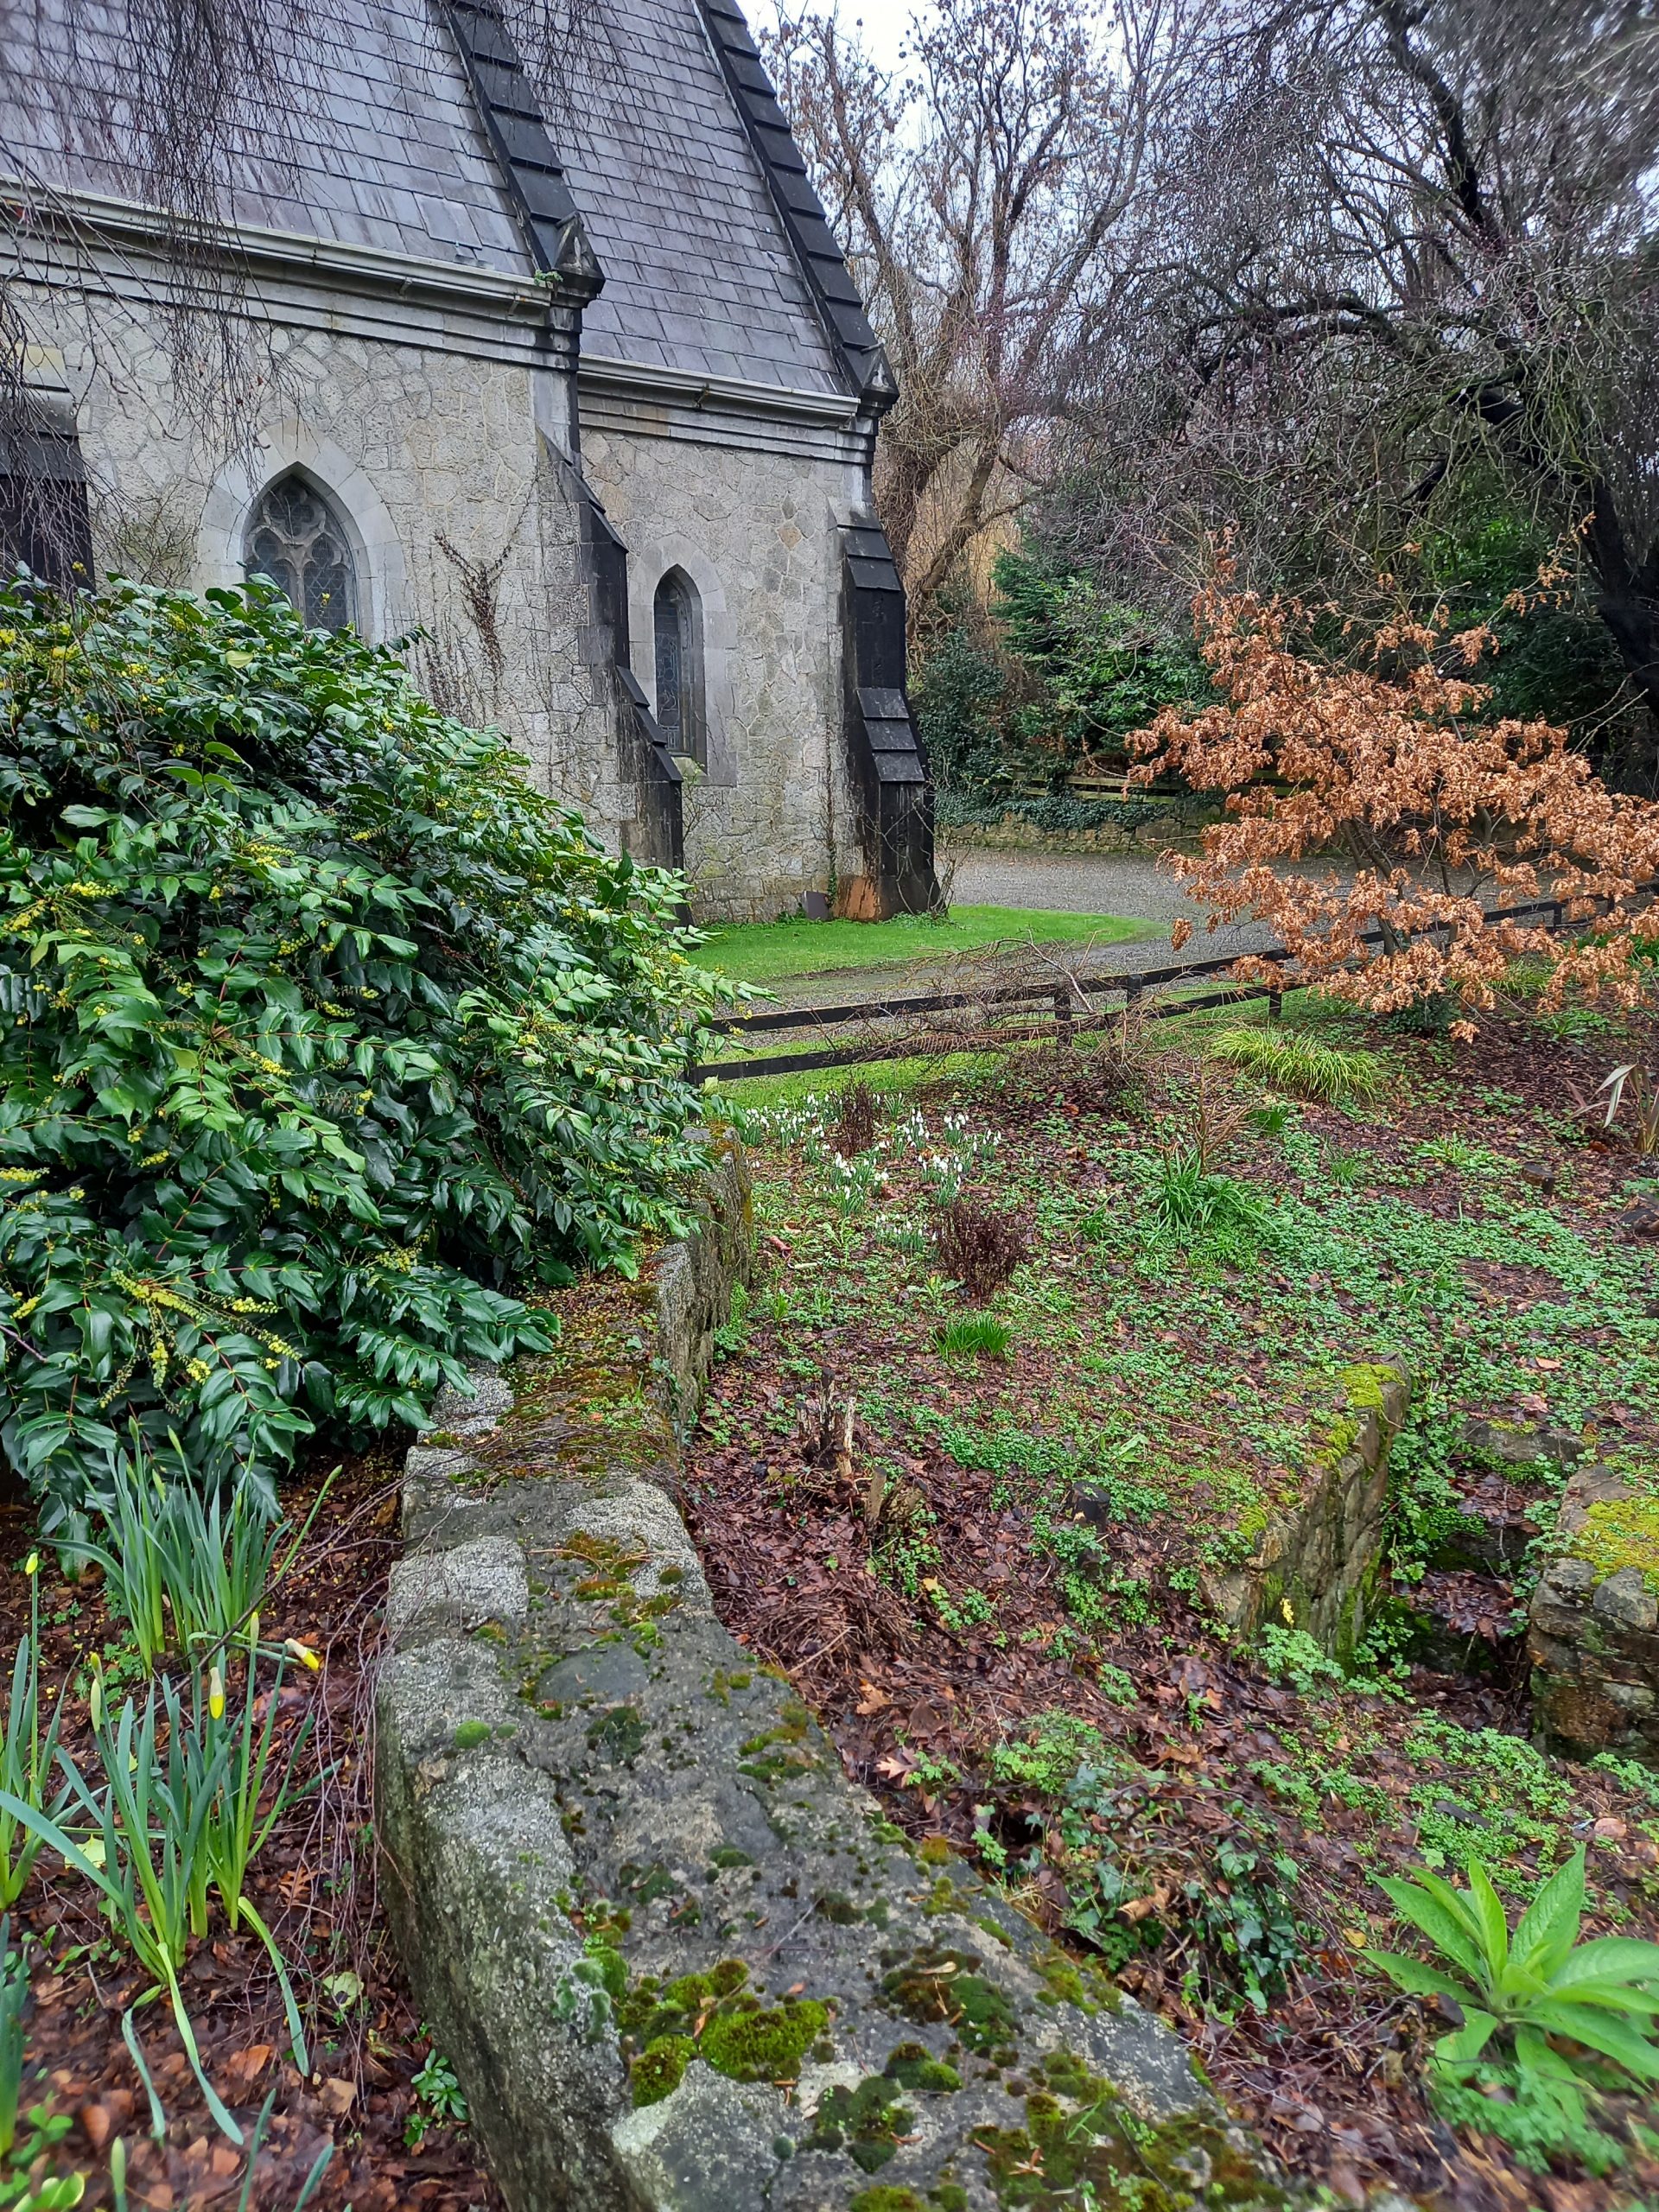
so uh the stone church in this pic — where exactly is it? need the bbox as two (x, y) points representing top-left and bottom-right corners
(0, 0), (936, 918)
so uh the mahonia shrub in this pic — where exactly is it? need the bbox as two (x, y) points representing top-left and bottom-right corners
(0, 578), (726, 1527)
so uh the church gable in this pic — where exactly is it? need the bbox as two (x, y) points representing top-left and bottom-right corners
(550, 0), (849, 397)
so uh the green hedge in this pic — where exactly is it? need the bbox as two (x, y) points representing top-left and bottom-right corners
(0, 579), (723, 1528)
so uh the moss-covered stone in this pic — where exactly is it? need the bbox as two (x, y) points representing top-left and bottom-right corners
(968, 2050), (1287, 2210)
(630, 2034), (696, 2107)
(1573, 1491), (1659, 1592)
(884, 2041), (962, 2094)
(697, 1998), (829, 2083)
(880, 1948), (1018, 2053)
(804, 2075), (915, 2170)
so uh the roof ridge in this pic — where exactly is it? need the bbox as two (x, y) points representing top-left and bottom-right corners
(694, 0), (896, 414)
(441, 0), (604, 300)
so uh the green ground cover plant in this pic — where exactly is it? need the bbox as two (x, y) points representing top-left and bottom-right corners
(0, 577), (722, 1527)
(698, 995), (1659, 2202)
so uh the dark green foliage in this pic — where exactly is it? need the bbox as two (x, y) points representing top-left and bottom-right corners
(991, 551), (1204, 776)
(0, 579), (724, 1525)
(1179, 1840), (1308, 2015)
(911, 629), (1011, 800)
(1417, 510), (1635, 746)
(910, 550), (1203, 812)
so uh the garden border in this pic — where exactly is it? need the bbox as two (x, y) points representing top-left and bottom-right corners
(696, 895), (1587, 1082)
(372, 1142), (1281, 2212)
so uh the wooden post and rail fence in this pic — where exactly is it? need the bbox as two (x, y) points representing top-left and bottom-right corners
(694, 894), (1590, 1084)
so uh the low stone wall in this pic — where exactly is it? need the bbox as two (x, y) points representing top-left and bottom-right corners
(374, 1141), (1281, 2212)
(938, 802), (1218, 858)
(1529, 1459), (1659, 1765)
(1198, 1363), (1413, 1663)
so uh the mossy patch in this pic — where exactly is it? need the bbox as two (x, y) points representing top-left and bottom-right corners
(619, 1958), (828, 2098)
(804, 2075), (915, 2171)
(451, 1719), (492, 1751)
(585, 1703), (647, 1765)
(629, 2033), (695, 2107)
(884, 2040), (963, 2093)
(738, 1707), (819, 1785)
(697, 1998), (829, 2082)
(968, 2050), (1285, 2209)
(849, 2190), (925, 2212)
(880, 1948), (1018, 2052)
(1571, 1490), (1659, 1594)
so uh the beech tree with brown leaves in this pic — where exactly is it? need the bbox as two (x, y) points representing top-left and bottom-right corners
(1130, 580), (1659, 1037)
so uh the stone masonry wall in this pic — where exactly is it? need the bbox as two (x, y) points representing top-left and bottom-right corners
(1530, 1459), (1659, 1766)
(1198, 1362), (1412, 1663)
(18, 284), (626, 834)
(581, 425), (861, 922)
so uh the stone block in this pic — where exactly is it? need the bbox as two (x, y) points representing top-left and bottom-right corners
(1529, 1459), (1659, 1764)
(385, 1535), (530, 1642)
(1198, 1358), (1412, 1662)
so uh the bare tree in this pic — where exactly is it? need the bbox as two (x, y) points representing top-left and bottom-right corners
(1052, 0), (1659, 761)
(762, 0), (1197, 639)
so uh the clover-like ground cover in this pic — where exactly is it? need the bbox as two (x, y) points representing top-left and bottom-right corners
(684, 993), (1659, 2208)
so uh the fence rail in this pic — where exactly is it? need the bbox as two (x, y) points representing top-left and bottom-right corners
(695, 895), (1576, 1084)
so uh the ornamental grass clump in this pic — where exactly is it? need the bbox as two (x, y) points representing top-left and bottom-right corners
(0, 577), (726, 1527)
(1206, 1025), (1383, 1106)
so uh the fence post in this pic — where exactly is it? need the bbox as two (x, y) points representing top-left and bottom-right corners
(1053, 983), (1074, 1051)
(1267, 984), (1282, 1022)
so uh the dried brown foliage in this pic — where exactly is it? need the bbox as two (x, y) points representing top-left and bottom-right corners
(834, 1080), (879, 1156)
(1131, 580), (1659, 1038)
(933, 1196), (1028, 1299)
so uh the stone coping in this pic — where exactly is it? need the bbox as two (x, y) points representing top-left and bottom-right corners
(373, 1141), (1287, 2212)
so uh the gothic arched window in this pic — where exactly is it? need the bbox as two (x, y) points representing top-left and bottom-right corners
(244, 472), (359, 631)
(652, 567), (705, 766)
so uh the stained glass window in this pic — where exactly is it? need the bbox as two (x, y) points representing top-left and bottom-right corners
(652, 568), (704, 766)
(244, 473), (359, 631)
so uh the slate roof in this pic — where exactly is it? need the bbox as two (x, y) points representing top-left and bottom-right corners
(553, 0), (846, 397)
(0, 0), (528, 270)
(0, 0), (880, 402)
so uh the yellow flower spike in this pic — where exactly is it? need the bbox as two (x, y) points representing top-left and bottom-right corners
(284, 1638), (322, 1672)
(208, 1666), (225, 1721)
(22, 1553), (37, 1579)
(1281, 1598), (1295, 1625)
(248, 1611), (260, 1651)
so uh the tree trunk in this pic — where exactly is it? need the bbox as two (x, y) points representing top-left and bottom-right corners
(1582, 482), (1659, 789)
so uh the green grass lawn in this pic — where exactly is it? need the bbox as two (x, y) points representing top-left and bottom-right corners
(696, 902), (1159, 985)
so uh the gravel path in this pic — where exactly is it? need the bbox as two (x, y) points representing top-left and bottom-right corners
(939, 844), (1204, 927)
(747, 845), (1375, 1016)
